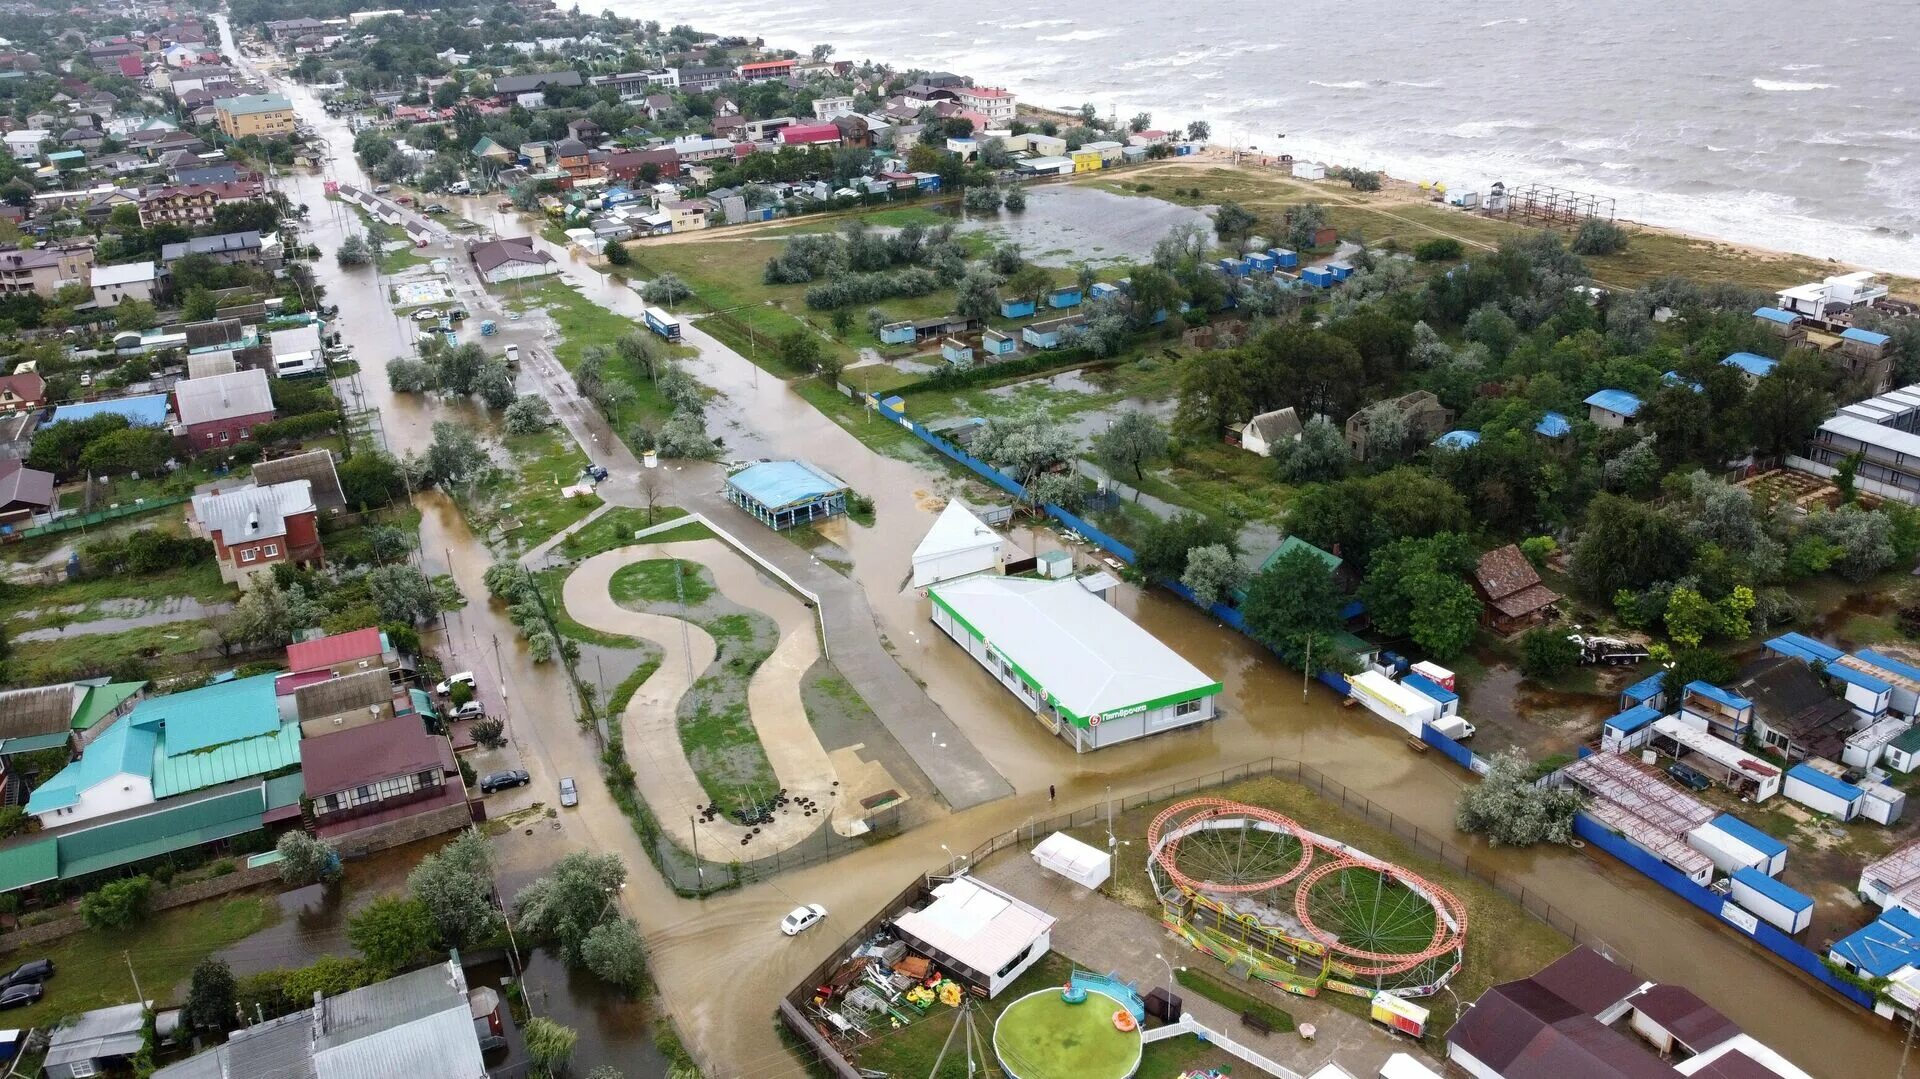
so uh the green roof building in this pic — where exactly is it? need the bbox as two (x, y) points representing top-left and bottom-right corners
(71, 681), (147, 734)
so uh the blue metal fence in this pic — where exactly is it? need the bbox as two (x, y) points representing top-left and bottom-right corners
(1420, 723), (1482, 773)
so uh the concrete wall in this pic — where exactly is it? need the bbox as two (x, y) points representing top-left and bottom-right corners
(0, 862), (281, 954)
(327, 799), (473, 858)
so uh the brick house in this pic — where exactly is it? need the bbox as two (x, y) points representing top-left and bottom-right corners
(173, 368), (274, 450)
(189, 479), (322, 584)
(1472, 544), (1561, 634)
(604, 147), (678, 181)
(0, 370), (44, 411)
(136, 181), (263, 228)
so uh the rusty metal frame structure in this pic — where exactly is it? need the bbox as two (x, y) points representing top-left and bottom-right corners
(1498, 182), (1617, 227)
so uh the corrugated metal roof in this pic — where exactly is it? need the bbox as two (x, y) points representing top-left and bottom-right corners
(175, 368), (273, 426)
(1584, 388), (1643, 417)
(1534, 411), (1571, 438)
(1721, 352), (1778, 378)
(50, 394), (169, 427)
(72, 681), (146, 731)
(287, 627), (385, 674)
(45, 1002), (149, 1067)
(57, 785), (264, 878)
(0, 837), (58, 892)
(726, 459), (848, 509)
(1843, 326), (1892, 346)
(1711, 814), (1788, 859)
(134, 672), (282, 754)
(0, 685), (78, 740)
(150, 720), (300, 798)
(27, 717), (156, 813)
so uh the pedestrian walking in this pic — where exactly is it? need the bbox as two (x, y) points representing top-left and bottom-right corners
(1049, 784), (1055, 803)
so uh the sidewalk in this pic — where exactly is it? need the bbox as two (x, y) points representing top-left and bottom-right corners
(976, 849), (1408, 1078)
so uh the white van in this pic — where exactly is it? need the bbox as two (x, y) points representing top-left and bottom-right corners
(503, 344), (520, 365)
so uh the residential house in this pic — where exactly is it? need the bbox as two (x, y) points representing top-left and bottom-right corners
(292, 669), (397, 737)
(812, 95), (855, 120)
(0, 245), (92, 298)
(1472, 544), (1561, 634)
(1804, 384), (1920, 504)
(834, 114), (876, 149)
(301, 715), (466, 846)
(1776, 271), (1889, 319)
(252, 447), (347, 511)
(3, 129), (46, 160)
(953, 85), (1015, 125)
(0, 458), (54, 527)
(736, 58), (796, 83)
(0, 685), (83, 803)
(90, 260), (158, 306)
(605, 148), (679, 182)
(553, 136), (592, 180)
(213, 93), (295, 139)
(152, 956), (489, 1079)
(1345, 389), (1451, 461)
(1584, 388), (1644, 428)
(288, 626), (400, 681)
(710, 112), (747, 140)
(0, 370), (43, 413)
(1734, 656), (1857, 761)
(42, 1002), (150, 1079)
(665, 200), (709, 232)
(1838, 327), (1895, 395)
(174, 367), (274, 450)
(1447, 946), (1811, 1079)
(58, 127), (103, 152)
(1235, 407), (1303, 457)
(137, 181), (263, 228)
(189, 479), (323, 584)
(491, 69), (582, 104)
(471, 135), (513, 164)
(677, 65), (731, 92)
(159, 229), (277, 270)
(469, 236), (558, 284)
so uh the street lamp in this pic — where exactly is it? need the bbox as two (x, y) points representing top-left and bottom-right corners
(1153, 953), (1184, 987)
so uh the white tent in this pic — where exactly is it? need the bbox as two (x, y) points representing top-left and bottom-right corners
(1031, 831), (1110, 889)
(911, 500), (1002, 588)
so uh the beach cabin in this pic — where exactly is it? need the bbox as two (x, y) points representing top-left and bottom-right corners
(878, 321), (917, 346)
(1584, 388), (1643, 429)
(1829, 663), (1894, 720)
(1302, 265), (1335, 288)
(999, 296), (1036, 319)
(1886, 726), (1920, 774)
(1293, 160), (1326, 180)
(1721, 351), (1779, 381)
(982, 328), (1016, 357)
(1218, 257), (1250, 278)
(1022, 314), (1086, 350)
(1753, 306), (1804, 339)
(940, 337), (974, 368)
(1783, 764), (1864, 821)
(1327, 261), (1354, 282)
(1047, 285), (1083, 309)
(1270, 248), (1299, 269)
(1089, 282), (1121, 301)
(1729, 867), (1813, 934)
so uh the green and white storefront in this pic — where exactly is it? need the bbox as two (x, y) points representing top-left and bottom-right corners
(928, 575), (1222, 751)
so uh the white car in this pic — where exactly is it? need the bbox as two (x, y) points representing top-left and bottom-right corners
(503, 344), (520, 364)
(436, 671), (476, 695)
(780, 903), (828, 936)
(449, 701), (485, 720)
(412, 308), (441, 323)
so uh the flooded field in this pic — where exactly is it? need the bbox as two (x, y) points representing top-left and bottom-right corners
(957, 184), (1213, 267)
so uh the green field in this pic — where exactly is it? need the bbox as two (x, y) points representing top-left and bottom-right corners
(506, 280), (692, 437)
(463, 429), (602, 555)
(609, 558), (714, 606)
(992, 989), (1142, 1079)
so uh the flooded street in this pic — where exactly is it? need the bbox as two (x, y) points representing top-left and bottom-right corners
(224, 17), (1903, 1073)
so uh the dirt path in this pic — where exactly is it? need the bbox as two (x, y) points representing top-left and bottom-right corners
(561, 539), (841, 856)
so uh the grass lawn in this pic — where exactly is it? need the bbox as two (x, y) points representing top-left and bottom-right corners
(1173, 967), (1294, 1032)
(532, 566), (643, 650)
(676, 610), (779, 812)
(792, 379), (925, 461)
(464, 429), (602, 555)
(554, 505), (709, 560)
(505, 280), (692, 442)
(0, 562), (231, 632)
(334, 196), (429, 272)
(851, 952), (1071, 1079)
(609, 558), (715, 606)
(992, 989), (1142, 1079)
(8, 895), (276, 1028)
(1072, 774), (1571, 1036)
(9, 621), (212, 681)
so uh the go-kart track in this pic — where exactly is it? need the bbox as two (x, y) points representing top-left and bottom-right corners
(1147, 798), (1468, 997)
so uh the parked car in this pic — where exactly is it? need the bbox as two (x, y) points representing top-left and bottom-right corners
(318, 303), (339, 317)
(779, 904), (828, 936)
(1667, 762), (1712, 791)
(558, 777), (578, 807)
(473, 1017), (507, 1056)
(447, 307), (469, 321)
(0, 959), (53, 989)
(424, 203), (448, 214)
(412, 308), (441, 323)
(450, 701), (485, 720)
(584, 464), (609, 483)
(436, 671), (476, 695)
(0, 982), (42, 1009)
(479, 769), (530, 794)
(503, 344), (520, 364)
(372, 184), (391, 194)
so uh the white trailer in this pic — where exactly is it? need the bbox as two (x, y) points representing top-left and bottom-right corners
(1348, 671), (1440, 737)
(1686, 822), (1769, 876)
(1730, 867), (1813, 934)
(1784, 764), (1864, 821)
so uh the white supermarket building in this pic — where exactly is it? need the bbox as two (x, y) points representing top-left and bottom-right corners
(928, 575), (1221, 751)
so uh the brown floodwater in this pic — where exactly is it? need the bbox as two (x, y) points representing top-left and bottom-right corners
(237, 25), (1898, 1074)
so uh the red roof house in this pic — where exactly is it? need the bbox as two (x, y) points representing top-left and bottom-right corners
(301, 716), (467, 843)
(116, 54), (146, 78)
(1473, 544), (1561, 635)
(779, 122), (842, 147)
(287, 626), (393, 677)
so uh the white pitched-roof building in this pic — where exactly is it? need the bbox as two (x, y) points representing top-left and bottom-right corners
(911, 499), (1005, 588)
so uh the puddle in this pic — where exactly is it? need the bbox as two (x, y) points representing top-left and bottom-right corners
(955, 185), (1213, 267)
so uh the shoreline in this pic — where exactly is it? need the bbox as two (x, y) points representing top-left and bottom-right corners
(623, 1), (1918, 285)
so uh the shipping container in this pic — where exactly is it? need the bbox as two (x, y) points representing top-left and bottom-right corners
(1348, 671), (1439, 736)
(1783, 764), (1864, 821)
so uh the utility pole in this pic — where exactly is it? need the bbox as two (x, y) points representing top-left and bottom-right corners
(490, 633), (509, 725)
(123, 951), (144, 1004)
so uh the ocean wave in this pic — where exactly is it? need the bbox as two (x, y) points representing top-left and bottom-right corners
(1308, 80), (1371, 90)
(1781, 63), (1824, 72)
(1753, 78), (1836, 92)
(1037, 28), (1117, 42)
(1000, 18), (1070, 29)
(1481, 17), (1529, 26)
(1445, 119), (1535, 139)
(1121, 48), (1212, 71)
(1394, 80), (1443, 89)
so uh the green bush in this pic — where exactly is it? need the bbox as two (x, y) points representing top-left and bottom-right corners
(1414, 237), (1464, 262)
(78, 875), (153, 930)
(1174, 968), (1294, 1031)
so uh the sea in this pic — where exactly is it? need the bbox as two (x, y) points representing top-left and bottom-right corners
(623, 0), (1920, 276)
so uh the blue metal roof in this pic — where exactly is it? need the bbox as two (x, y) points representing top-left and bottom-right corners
(1733, 866), (1813, 913)
(1828, 664), (1892, 695)
(1831, 909), (1920, 977)
(1534, 411), (1570, 438)
(1768, 632), (1843, 662)
(25, 717), (157, 814)
(1753, 306), (1801, 325)
(1787, 762), (1863, 802)
(1857, 650), (1920, 684)
(725, 459), (848, 509)
(130, 673), (282, 754)
(1842, 327), (1892, 346)
(1604, 704), (1661, 733)
(1684, 681), (1752, 712)
(1710, 814), (1788, 860)
(1583, 388), (1643, 417)
(1721, 351), (1779, 377)
(1621, 673), (1667, 703)
(1767, 638), (1833, 663)
(1432, 430), (1480, 450)
(1661, 371), (1704, 393)
(49, 393), (169, 427)
(1402, 672), (1457, 704)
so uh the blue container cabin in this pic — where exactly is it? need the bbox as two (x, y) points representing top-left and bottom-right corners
(878, 321), (917, 346)
(1023, 314), (1084, 349)
(1047, 286), (1082, 309)
(1327, 261), (1354, 281)
(1302, 266), (1335, 288)
(1270, 248), (1299, 269)
(982, 328), (1016, 356)
(1089, 282), (1122, 301)
(1245, 251), (1276, 274)
(1218, 257), (1250, 278)
(1000, 297), (1037, 319)
(940, 337), (975, 368)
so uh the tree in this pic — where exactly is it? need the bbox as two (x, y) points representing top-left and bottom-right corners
(1519, 627), (1580, 679)
(524, 1018), (578, 1074)
(641, 273), (692, 305)
(504, 395), (553, 434)
(183, 287), (218, 321)
(472, 718), (506, 749)
(340, 451), (405, 507)
(1185, 120), (1211, 141)
(1404, 571), (1482, 660)
(348, 896), (435, 973)
(1413, 238), (1463, 262)
(962, 185), (1002, 213)
(407, 831), (499, 949)
(1135, 511), (1237, 583)
(777, 328), (824, 373)
(1004, 265), (1052, 306)
(79, 875), (153, 930)
(1360, 534), (1480, 660)
(1240, 545), (1342, 655)
(184, 958), (238, 1032)
(1286, 203), (1329, 250)
(1003, 185), (1027, 212)
(1569, 495), (1697, 598)
(953, 269), (1000, 324)
(1093, 410), (1169, 484)
(604, 240), (631, 266)
(1571, 218), (1629, 256)
(336, 233), (372, 267)
(276, 831), (341, 886)
(223, 580), (296, 649)
(1213, 200), (1256, 245)
(1456, 748), (1581, 847)
(972, 406), (1075, 491)
(1744, 353), (1833, 459)
(581, 918), (647, 991)
(512, 851), (628, 966)
(387, 356), (433, 393)
(1272, 416), (1347, 483)
(657, 410), (717, 459)
(367, 565), (439, 624)
(1181, 544), (1242, 608)
(112, 297), (156, 332)
(425, 421), (491, 487)
(474, 358), (516, 410)
(1663, 587), (1720, 648)
(79, 427), (172, 475)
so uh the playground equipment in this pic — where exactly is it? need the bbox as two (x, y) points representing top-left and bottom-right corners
(1147, 797), (1468, 998)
